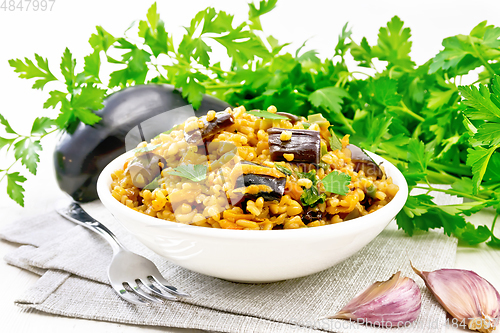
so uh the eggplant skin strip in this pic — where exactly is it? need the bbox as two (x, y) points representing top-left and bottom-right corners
(267, 128), (321, 164)
(229, 161), (286, 205)
(184, 111), (235, 144)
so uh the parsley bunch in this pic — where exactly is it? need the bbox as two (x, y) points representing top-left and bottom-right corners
(2, 1), (500, 247)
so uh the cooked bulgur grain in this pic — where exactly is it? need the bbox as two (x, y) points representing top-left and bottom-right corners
(110, 106), (398, 229)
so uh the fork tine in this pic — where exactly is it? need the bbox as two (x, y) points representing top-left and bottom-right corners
(126, 281), (164, 304)
(138, 278), (178, 301)
(150, 275), (191, 297)
(110, 283), (148, 305)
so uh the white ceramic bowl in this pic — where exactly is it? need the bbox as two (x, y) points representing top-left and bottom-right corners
(97, 151), (408, 283)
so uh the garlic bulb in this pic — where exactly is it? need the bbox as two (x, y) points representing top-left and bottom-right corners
(327, 271), (421, 327)
(412, 264), (500, 333)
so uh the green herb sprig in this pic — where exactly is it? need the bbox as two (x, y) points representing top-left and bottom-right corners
(4, 1), (500, 247)
(166, 164), (208, 182)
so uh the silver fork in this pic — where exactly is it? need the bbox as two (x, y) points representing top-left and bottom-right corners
(55, 201), (190, 305)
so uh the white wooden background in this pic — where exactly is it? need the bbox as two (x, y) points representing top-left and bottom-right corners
(1, 0), (500, 332)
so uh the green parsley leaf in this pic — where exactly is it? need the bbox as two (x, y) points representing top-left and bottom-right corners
(329, 128), (342, 151)
(405, 138), (434, 182)
(364, 113), (392, 152)
(274, 164), (292, 176)
(300, 187), (326, 207)
(0, 113), (17, 134)
(212, 28), (270, 66)
(454, 223), (492, 245)
(145, 2), (159, 30)
(55, 99), (75, 130)
(6, 172), (27, 207)
(89, 26), (116, 52)
(297, 50), (321, 64)
(459, 83), (500, 122)
(73, 86), (106, 111)
(466, 146), (499, 194)
(438, 201), (489, 217)
(166, 164), (207, 182)
(248, 0), (277, 31)
(60, 48), (76, 89)
(427, 208), (467, 236)
(267, 35), (290, 56)
(31, 117), (55, 136)
(108, 68), (129, 88)
(202, 9), (234, 35)
(247, 110), (288, 120)
(8, 54), (57, 90)
(297, 170), (325, 207)
(14, 138), (42, 175)
(427, 88), (457, 111)
(73, 108), (102, 126)
(350, 37), (373, 68)
(0, 137), (15, 150)
(396, 194), (434, 236)
(474, 123), (500, 146)
(372, 16), (415, 70)
(308, 87), (350, 114)
(178, 73), (206, 110)
(43, 90), (68, 109)
(139, 3), (169, 57)
(83, 50), (101, 82)
(373, 77), (402, 107)
(133, 143), (162, 153)
(144, 22), (169, 57)
(321, 171), (351, 196)
(143, 175), (161, 190)
(308, 87), (352, 130)
(335, 22), (353, 58)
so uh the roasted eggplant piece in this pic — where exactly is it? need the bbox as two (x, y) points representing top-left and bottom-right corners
(54, 84), (231, 202)
(267, 128), (321, 164)
(184, 111), (235, 144)
(302, 210), (323, 224)
(230, 161), (286, 205)
(126, 153), (166, 189)
(346, 144), (383, 179)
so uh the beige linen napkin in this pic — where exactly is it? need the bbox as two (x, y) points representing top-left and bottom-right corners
(1, 191), (461, 333)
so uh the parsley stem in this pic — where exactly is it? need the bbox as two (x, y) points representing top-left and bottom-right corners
(40, 128), (58, 139)
(349, 71), (371, 78)
(208, 66), (235, 75)
(381, 155), (468, 181)
(295, 92), (309, 99)
(399, 101), (425, 122)
(491, 212), (499, 241)
(413, 185), (485, 201)
(0, 159), (19, 183)
(203, 83), (243, 90)
(428, 161), (472, 177)
(469, 35), (496, 77)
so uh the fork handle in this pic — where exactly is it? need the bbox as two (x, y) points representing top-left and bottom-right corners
(56, 201), (125, 254)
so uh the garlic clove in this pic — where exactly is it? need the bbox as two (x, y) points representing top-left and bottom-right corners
(327, 271), (421, 327)
(411, 263), (500, 333)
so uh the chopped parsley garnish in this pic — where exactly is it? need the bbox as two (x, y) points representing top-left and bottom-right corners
(297, 170), (326, 207)
(166, 164), (207, 182)
(321, 171), (351, 196)
(247, 110), (288, 120)
(329, 128), (342, 151)
(132, 143), (162, 153)
(275, 163), (292, 176)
